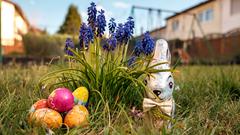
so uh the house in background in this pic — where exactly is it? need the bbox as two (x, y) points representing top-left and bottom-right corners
(165, 0), (221, 40)
(1, 0), (30, 55)
(148, 0), (240, 64)
(221, 0), (240, 34)
(149, 26), (166, 40)
(164, 0), (240, 40)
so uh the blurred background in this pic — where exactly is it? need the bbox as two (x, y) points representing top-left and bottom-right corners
(1, 0), (240, 65)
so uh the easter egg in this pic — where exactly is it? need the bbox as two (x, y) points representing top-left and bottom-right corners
(48, 88), (74, 112)
(64, 105), (89, 128)
(29, 99), (48, 113)
(29, 108), (63, 129)
(72, 87), (89, 106)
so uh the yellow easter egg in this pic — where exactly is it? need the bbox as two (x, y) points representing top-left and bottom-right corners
(64, 105), (89, 128)
(73, 87), (89, 105)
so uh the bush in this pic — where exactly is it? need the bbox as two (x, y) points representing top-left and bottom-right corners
(23, 33), (67, 57)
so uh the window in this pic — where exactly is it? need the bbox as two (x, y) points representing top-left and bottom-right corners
(172, 20), (179, 31)
(231, 0), (240, 15)
(197, 8), (213, 23)
(205, 9), (213, 21)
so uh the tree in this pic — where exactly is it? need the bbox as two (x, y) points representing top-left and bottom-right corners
(58, 4), (82, 35)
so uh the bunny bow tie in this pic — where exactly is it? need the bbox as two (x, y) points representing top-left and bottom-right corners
(143, 98), (174, 116)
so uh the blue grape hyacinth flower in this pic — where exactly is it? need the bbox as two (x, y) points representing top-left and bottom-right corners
(102, 44), (108, 51)
(103, 34), (117, 51)
(122, 24), (131, 44)
(115, 17), (134, 44)
(122, 16), (134, 43)
(128, 56), (136, 66)
(65, 38), (74, 56)
(125, 16), (134, 35)
(79, 23), (94, 47)
(96, 9), (106, 37)
(134, 41), (143, 56)
(108, 18), (116, 35)
(142, 31), (155, 55)
(108, 34), (117, 51)
(87, 2), (97, 30)
(115, 23), (125, 44)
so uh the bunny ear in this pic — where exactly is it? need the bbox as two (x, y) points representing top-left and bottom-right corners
(153, 39), (171, 65)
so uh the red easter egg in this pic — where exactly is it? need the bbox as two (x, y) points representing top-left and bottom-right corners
(48, 88), (74, 112)
(30, 99), (48, 113)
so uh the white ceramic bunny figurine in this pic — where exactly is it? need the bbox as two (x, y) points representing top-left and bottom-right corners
(143, 39), (175, 129)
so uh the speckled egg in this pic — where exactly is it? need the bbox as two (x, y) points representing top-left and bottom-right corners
(29, 108), (63, 129)
(64, 105), (89, 128)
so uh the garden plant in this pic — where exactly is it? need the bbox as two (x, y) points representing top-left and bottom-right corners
(38, 2), (174, 133)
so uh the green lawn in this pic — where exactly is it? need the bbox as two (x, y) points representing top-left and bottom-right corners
(0, 65), (239, 135)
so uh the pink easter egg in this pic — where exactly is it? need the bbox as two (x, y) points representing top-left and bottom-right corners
(48, 88), (74, 112)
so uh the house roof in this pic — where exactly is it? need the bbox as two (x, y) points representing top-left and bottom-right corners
(150, 26), (166, 34)
(3, 0), (30, 27)
(166, 0), (216, 20)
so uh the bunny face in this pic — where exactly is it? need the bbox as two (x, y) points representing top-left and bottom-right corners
(145, 72), (174, 101)
(145, 39), (174, 101)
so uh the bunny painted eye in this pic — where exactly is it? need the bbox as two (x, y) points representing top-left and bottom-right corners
(169, 82), (173, 89)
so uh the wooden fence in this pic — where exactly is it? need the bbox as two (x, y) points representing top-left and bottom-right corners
(188, 33), (240, 64)
(169, 32), (240, 64)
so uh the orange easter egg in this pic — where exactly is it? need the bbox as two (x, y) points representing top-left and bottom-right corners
(64, 105), (89, 128)
(29, 108), (63, 129)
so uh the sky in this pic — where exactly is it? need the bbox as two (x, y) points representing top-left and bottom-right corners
(12, 0), (206, 35)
